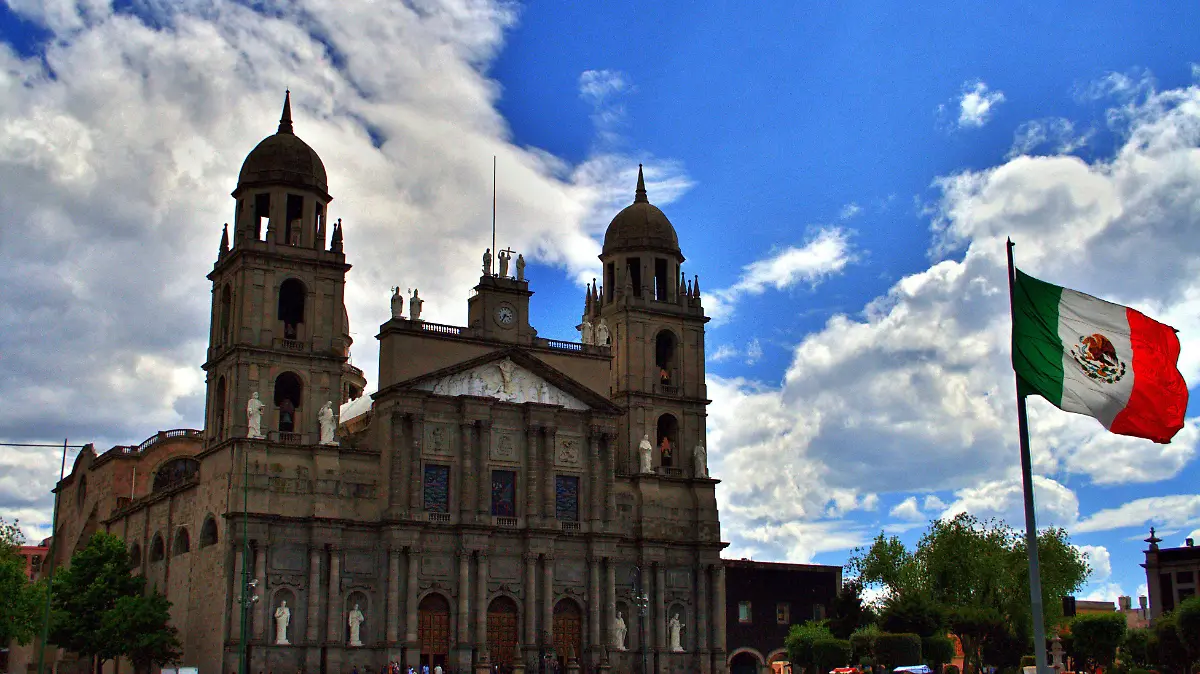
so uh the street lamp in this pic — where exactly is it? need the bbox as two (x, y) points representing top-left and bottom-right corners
(630, 567), (650, 674)
(237, 443), (256, 674)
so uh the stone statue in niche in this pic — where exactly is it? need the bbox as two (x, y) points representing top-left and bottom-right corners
(581, 320), (594, 345)
(274, 600), (291, 644)
(694, 443), (708, 478)
(595, 319), (610, 346)
(639, 434), (653, 474)
(390, 287), (403, 319)
(538, 380), (549, 403)
(348, 603), (365, 646)
(497, 359), (516, 398)
(319, 401), (337, 445)
(669, 613), (684, 652)
(430, 427), (446, 453)
(247, 392), (265, 439)
(483, 248), (492, 276)
(612, 611), (627, 650)
(409, 288), (423, 321)
(516, 253), (526, 280)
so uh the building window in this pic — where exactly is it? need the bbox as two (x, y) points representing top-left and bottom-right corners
(1177, 571), (1194, 584)
(423, 464), (450, 513)
(555, 475), (579, 521)
(491, 470), (516, 516)
(777, 602), (790, 625)
(813, 603), (826, 620)
(153, 458), (199, 492)
(738, 601), (752, 624)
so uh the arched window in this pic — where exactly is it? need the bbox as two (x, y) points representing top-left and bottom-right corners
(150, 534), (165, 562)
(274, 372), (303, 433)
(172, 528), (190, 556)
(129, 542), (142, 568)
(655, 330), (678, 386)
(277, 279), (306, 340)
(214, 376), (227, 440)
(199, 516), (218, 548)
(657, 413), (678, 468)
(153, 458), (200, 492)
(219, 284), (232, 344)
(76, 474), (87, 510)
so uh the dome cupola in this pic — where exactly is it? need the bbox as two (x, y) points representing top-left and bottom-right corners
(602, 165), (681, 258)
(235, 91), (329, 198)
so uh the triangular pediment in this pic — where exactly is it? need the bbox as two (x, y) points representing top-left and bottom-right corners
(416, 357), (586, 409)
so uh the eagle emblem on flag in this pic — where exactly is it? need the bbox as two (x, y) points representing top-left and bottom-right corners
(1070, 333), (1126, 384)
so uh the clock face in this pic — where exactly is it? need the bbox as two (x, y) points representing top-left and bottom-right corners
(495, 304), (515, 326)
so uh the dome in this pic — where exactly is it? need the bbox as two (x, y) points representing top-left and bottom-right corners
(602, 165), (681, 256)
(236, 92), (329, 195)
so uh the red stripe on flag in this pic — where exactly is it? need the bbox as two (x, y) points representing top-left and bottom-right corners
(1109, 308), (1188, 443)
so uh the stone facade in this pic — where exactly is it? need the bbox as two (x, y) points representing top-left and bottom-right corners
(48, 97), (726, 674)
(1142, 528), (1200, 618)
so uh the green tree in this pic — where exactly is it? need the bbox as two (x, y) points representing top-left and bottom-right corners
(0, 517), (43, 647)
(1070, 612), (1126, 674)
(813, 638), (853, 672)
(948, 605), (1005, 674)
(1177, 596), (1200, 664)
(49, 532), (147, 673)
(875, 633), (922, 670)
(923, 635), (957, 670)
(1121, 628), (1155, 669)
(787, 621), (835, 674)
(830, 578), (875, 639)
(881, 592), (945, 638)
(98, 591), (182, 674)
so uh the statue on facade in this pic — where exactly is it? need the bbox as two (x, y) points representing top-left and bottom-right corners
(274, 600), (291, 645)
(581, 320), (594, 345)
(639, 434), (653, 473)
(612, 612), (627, 651)
(410, 288), (424, 321)
(498, 249), (511, 277)
(319, 401), (337, 445)
(668, 613), (684, 652)
(595, 320), (610, 346)
(483, 248), (492, 276)
(348, 603), (365, 646)
(516, 253), (526, 281)
(246, 392), (265, 438)
(390, 287), (403, 319)
(694, 443), (708, 478)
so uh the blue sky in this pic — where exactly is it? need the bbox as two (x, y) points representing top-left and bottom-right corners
(1, 0), (1199, 608)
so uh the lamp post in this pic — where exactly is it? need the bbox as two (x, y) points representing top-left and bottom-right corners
(237, 444), (258, 674)
(630, 567), (650, 674)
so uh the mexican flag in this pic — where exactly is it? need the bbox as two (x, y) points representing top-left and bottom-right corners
(1011, 268), (1188, 444)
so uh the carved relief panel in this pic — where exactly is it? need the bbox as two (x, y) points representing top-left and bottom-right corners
(490, 429), (520, 463)
(555, 434), (583, 468)
(424, 423), (455, 457)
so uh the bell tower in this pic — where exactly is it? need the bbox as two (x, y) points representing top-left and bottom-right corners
(590, 165), (710, 475)
(202, 92), (366, 446)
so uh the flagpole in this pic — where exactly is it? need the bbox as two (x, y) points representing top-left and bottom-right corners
(1007, 239), (1051, 674)
(491, 155), (497, 275)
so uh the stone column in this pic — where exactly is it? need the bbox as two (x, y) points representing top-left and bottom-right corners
(230, 544), (245, 641)
(524, 552), (538, 647)
(478, 420), (492, 519)
(460, 421), (475, 520)
(713, 564), (727, 673)
(654, 563), (666, 667)
(387, 548), (401, 644)
(525, 427), (539, 520)
(409, 415), (425, 512)
(605, 560), (616, 650)
(406, 547), (420, 667)
(641, 565), (652, 653)
(544, 427), (558, 524)
(588, 431), (602, 525)
(604, 434), (616, 523)
(476, 553), (489, 652)
(696, 564), (709, 652)
(306, 548), (321, 643)
(589, 557), (601, 658)
(542, 555), (554, 647)
(253, 543), (268, 640)
(458, 549), (471, 648)
(327, 547), (342, 642)
(392, 412), (409, 513)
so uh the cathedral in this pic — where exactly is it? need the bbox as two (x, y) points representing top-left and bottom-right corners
(47, 94), (726, 674)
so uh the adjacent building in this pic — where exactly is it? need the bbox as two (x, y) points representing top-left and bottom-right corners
(48, 93), (728, 674)
(1142, 528), (1199, 619)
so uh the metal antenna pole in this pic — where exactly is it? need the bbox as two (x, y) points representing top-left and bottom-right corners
(492, 156), (497, 274)
(35, 438), (69, 674)
(239, 442), (250, 674)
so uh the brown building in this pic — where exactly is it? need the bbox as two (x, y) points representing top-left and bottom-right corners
(1141, 528), (1199, 619)
(723, 560), (842, 674)
(47, 94), (727, 674)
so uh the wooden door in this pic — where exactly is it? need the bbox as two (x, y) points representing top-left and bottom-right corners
(552, 599), (583, 666)
(418, 594), (451, 666)
(487, 597), (520, 666)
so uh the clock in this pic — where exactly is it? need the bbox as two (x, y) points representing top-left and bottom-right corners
(494, 303), (516, 327)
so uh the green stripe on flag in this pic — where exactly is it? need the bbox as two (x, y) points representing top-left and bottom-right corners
(1012, 268), (1065, 406)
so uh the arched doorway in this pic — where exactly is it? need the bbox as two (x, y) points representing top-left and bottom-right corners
(274, 372), (303, 433)
(487, 596), (520, 668)
(552, 598), (583, 668)
(656, 413), (678, 467)
(731, 650), (763, 674)
(418, 593), (451, 668)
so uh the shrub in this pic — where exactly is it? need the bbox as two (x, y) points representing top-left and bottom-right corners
(788, 621), (835, 674)
(944, 665), (960, 674)
(813, 638), (853, 672)
(923, 636), (957, 668)
(851, 624), (882, 662)
(875, 632), (922, 670)
(1019, 656), (1035, 668)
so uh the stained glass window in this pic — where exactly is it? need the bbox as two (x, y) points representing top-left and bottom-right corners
(423, 464), (450, 513)
(555, 475), (579, 521)
(491, 470), (516, 516)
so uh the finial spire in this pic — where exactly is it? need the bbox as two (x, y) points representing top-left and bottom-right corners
(278, 89), (294, 135)
(634, 164), (648, 203)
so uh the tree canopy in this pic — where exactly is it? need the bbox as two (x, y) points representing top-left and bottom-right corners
(1070, 612), (1127, 673)
(0, 517), (44, 647)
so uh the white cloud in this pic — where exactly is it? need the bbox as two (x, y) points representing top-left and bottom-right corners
(1073, 495), (1200, 534)
(923, 494), (948, 512)
(1075, 544), (1112, 580)
(956, 80), (1006, 129)
(1081, 583), (1123, 603)
(744, 338), (764, 366)
(839, 202), (862, 220)
(1009, 118), (1093, 158)
(709, 344), (739, 362)
(707, 227), (855, 323)
(579, 69), (629, 105)
(889, 496), (924, 521)
(940, 476), (1081, 530)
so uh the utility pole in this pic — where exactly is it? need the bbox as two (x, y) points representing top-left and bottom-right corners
(630, 567), (649, 674)
(238, 443), (259, 674)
